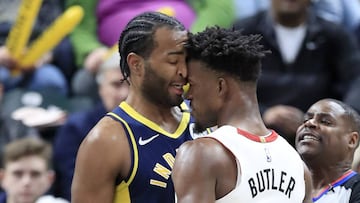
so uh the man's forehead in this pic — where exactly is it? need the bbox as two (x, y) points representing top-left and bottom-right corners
(154, 27), (187, 43)
(172, 30), (188, 41)
(5, 155), (47, 165)
(308, 100), (346, 117)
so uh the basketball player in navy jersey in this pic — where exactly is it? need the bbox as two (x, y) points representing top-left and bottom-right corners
(71, 12), (198, 203)
(172, 26), (313, 203)
(296, 98), (360, 202)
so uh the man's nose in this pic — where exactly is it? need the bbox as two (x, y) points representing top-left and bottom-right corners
(178, 62), (187, 78)
(304, 118), (317, 128)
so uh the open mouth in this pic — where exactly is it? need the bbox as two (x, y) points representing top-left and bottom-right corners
(171, 83), (185, 95)
(302, 134), (319, 141)
(298, 131), (320, 143)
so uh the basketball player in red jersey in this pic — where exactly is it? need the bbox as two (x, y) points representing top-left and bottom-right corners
(172, 26), (313, 203)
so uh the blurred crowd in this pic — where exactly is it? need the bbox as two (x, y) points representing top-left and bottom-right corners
(0, 0), (360, 202)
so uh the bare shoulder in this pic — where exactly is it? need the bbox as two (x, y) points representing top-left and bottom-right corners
(75, 116), (131, 181)
(80, 116), (128, 155)
(72, 116), (132, 202)
(82, 116), (127, 146)
(175, 137), (233, 174)
(173, 137), (237, 202)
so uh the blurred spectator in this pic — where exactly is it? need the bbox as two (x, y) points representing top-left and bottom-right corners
(0, 46), (68, 97)
(0, 114), (39, 154)
(313, 0), (360, 31)
(0, 0), (76, 95)
(0, 83), (40, 153)
(234, 0), (360, 147)
(314, 0), (360, 47)
(52, 51), (129, 200)
(0, 137), (69, 203)
(65, 0), (107, 93)
(234, 0), (360, 29)
(70, 46), (119, 102)
(234, 0), (360, 46)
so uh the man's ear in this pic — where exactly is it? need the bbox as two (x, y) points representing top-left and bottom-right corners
(217, 77), (228, 97)
(349, 131), (359, 150)
(127, 53), (144, 76)
(46, 170), (55, 188)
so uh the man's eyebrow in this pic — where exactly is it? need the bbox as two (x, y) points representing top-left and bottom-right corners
(306, 112), (333, 118)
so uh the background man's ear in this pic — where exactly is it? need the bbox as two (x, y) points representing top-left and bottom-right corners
(47, 170), (55, 187)
(0, 168), (6, 188)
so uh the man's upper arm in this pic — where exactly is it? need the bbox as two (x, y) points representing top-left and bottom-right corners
(172, 139), (220, 203)
(71, 117), (130, 203)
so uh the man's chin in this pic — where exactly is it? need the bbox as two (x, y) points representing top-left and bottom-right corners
(17, 194), (37, 203)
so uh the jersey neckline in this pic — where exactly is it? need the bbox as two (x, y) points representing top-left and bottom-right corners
(237, 128), (278, 143)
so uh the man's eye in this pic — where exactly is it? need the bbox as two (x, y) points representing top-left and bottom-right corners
(31, 171), (42, 178)
(13, 171), (23, 178)
(303, 117), (310, 123)
(320, 119), (331, 125)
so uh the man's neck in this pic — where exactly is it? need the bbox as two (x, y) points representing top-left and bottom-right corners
(311, 165), (353, 190)
(311, 168), (354, 199)
(273, 12), (307, 28)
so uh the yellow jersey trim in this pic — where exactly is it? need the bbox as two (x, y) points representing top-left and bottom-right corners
(107, 112), (139, 187)
(119, 102), (190, 139)
(113, 181), (130, 203)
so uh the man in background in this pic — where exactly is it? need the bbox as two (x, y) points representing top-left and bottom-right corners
(296, 98), (360, 202)
(0, 137), (69, 203)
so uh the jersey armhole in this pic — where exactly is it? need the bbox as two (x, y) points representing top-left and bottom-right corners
(106, 113), (138, 186)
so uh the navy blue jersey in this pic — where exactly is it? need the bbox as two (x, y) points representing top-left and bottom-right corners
(107, 101), (194, 203)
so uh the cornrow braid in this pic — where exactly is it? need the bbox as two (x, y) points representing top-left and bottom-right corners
(118, 11), (185, 80)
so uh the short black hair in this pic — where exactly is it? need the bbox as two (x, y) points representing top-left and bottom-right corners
(326, 99), (360, 135)
(118, 11), (185, 80)
(186, 26), (269, 82)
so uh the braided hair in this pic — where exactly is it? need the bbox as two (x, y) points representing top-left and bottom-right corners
(118, 11), (185, 80)
(186, 26), (270, 82)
